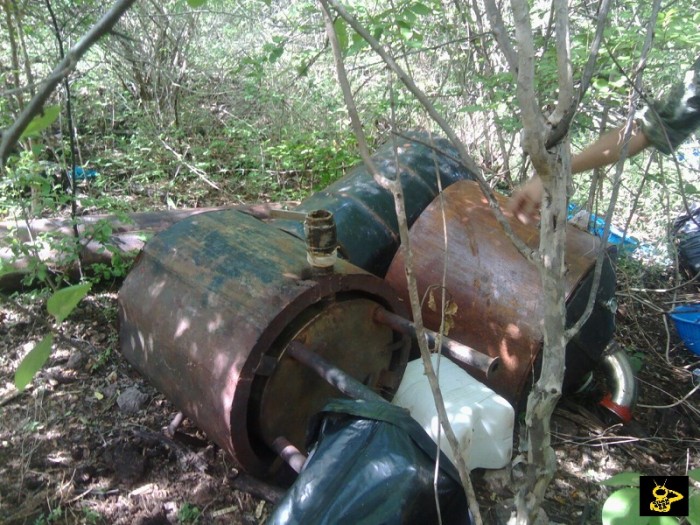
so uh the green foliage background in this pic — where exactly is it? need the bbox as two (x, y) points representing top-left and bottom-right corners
(0, 0), (697, 326)
(0, 0), (698, 317)
(1, 0), (698, 246)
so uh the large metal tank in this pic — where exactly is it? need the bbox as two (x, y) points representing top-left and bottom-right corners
(385, 180), (617, 406)
(118, 210), (409, 478)
(273, 132), (476, 276)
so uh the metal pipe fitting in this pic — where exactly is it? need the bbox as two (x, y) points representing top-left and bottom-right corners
(598, 341), (637, 423)
(286, 342), (386, 404)
(373, 307), (500, 378)
(304, 209), (338, 272)
(271, 436), (307, 473)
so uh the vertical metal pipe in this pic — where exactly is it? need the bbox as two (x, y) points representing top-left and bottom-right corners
(285, 342), (386, 403)
(304, 209), (337, 272)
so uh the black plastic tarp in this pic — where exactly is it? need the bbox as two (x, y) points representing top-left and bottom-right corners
(673, 203), (700, 277)
(267, 399), (471, 525)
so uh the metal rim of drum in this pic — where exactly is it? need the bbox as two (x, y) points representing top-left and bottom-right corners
(229, 274), (410, 478)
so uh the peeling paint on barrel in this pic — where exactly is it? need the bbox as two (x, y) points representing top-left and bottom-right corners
(118, 210), (408, 478)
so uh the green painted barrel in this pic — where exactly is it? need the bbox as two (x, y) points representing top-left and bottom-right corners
(118, 210), (409, 479)
(274, 132), (476, 276)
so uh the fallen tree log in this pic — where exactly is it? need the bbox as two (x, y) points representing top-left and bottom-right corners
(0, 202), (288, 291)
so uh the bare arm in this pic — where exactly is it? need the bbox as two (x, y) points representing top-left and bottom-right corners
(508, 123), (651, 223)
(570, 122), (650, 174)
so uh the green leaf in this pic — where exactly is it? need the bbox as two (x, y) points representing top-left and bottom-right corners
(602, 488), (646, 525)
(647, 172), (665, 184)
(349, 31), (368, 53)
(410, 2), (432, 16)
(268, 44), (284, 63)
(627, 353), (644, 373)
(602, 472), (643, 487)
(186, 0), (206, 7)
(15, 335), (54, 392)
(47, 282), (92, 323)
(459, 104), (490, 113)
(0, 258), (12, 278)
(399, 25), (414, 40)
(689, 468), (700, 482)
(400, 10), (416, 24)
(610, 76), (628, 88)
(19, 105), (60, 139)
(593, 77), (610, 91)
(688, 491), (700, 525)
(333, 18), (348, 52)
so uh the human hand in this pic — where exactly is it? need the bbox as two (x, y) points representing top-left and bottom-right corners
(507, 175), (544, 225)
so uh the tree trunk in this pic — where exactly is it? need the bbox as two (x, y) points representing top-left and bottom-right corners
(513, 144), (569, 523)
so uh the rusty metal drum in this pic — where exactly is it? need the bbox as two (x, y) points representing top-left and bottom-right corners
(385, 180), (616, 406)
(118, 210), (409, 478)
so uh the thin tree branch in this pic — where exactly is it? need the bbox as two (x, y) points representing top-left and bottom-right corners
(546, 0), (612, 148)
(510, 0), (548, 175)
(565, 0), (663, 341)
(0, 0), (137, 167)
(45, 0), (83, 281)
(324, 0), (537, 265)
(14, 0), (37, 99)
(548, 0), (574, 127)
(506, 0), (572, 521)
(482, 0), (518, 72)
(319, 2), (482, 522)
(0, 79), (53, 98)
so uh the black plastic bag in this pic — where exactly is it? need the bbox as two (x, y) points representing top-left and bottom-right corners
(267, 399), (470, 525)
(672, 203), (700, 277)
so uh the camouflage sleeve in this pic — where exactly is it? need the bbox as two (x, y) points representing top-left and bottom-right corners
(641, 56), (700, 154)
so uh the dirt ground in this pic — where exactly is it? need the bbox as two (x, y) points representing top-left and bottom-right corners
(1, 255), (699, 525)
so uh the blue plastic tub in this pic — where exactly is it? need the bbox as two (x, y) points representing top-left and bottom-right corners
(668, 304), (700, 356)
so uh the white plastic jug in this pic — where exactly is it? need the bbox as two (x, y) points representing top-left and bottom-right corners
(392, 354), (514, 470)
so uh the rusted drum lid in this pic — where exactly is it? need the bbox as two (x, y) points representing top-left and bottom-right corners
(385, 180), (605, 405)
(249, 295), (404, 462)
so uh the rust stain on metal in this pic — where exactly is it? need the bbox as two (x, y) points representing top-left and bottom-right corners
(385, 180), (604, 406)
(119, 209), (409, 479)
